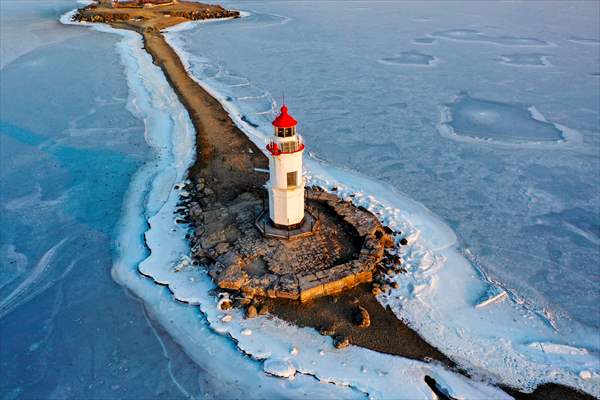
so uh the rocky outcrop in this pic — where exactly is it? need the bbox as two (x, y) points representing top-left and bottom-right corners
(73, 11), (133, 24)
(333, 335), (350, 349)
(164, 8), (239, 21)
(184, 173), (395, 303)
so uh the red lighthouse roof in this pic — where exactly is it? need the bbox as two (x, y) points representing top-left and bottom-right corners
(272, 104), (298, 128)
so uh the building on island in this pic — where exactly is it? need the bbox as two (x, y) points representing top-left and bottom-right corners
(266, 104), (306, 230)
(112, 0), (177, 8)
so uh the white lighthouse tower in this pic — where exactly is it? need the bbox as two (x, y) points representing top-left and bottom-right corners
(266, 104), (305, 229)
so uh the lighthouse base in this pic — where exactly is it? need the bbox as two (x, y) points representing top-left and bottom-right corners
(255, 209), (318, 240)
(270, 217), (305, 231)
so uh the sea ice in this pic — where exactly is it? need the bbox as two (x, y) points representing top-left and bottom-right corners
(379, 50), (438, 67)
(568, 36), (600, 45)
(498, 53), (552, 67)
(431, 28), (551, 46)
(413, 37), (437, 45)
(439, 92), (566, 143)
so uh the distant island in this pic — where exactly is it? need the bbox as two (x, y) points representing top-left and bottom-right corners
(73, 0), (240, 29)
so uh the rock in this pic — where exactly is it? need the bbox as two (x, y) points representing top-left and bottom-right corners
(399, 238), (408, 246)
(217, 298), (233, 310)
(381, 235), (395, 248)
(189, 203), (202, 217)
(201, 229), (227, 249)
(391, 282), (400, 289)
(216, 263), (249, 291)
(319, 325), (336, 336)
(258, 304), (269, 316)
(333, 335), (350, 349)
(371, 286), (383, 296)
(353, 306), (371, 328)
(239, 296), (252, 306)
(245, 305), (258, 319)
(213, 242), (230, 256)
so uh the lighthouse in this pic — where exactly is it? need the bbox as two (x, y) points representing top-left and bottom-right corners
(266, 104), (305, 229)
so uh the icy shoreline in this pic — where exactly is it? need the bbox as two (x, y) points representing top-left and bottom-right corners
(59, 6), (599, 398)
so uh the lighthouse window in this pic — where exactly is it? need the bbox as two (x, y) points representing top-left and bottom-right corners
(281, 141), (298, 152)
(287, 171), (297, 187)
(277, 128), (285, 137)
(284, 128), (293, 137)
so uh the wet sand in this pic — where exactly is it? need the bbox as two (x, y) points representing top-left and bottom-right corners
(72, 2), (596, 399)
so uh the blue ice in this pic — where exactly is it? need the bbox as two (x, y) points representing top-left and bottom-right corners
(443, 92), (563, 142)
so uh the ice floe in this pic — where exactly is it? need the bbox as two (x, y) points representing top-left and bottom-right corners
(431, 28), (552, 46)
(498, 53), (552, 67)
(378, 50), (440, 67)
(438, 92), (583, 147)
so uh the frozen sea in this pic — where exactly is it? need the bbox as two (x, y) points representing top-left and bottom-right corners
(172, 0), (600, 331)
(1, 0), (599, 399)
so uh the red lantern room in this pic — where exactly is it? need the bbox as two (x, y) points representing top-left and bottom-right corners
(267, 104), (304, 155)
(272, 104), (298, 129)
